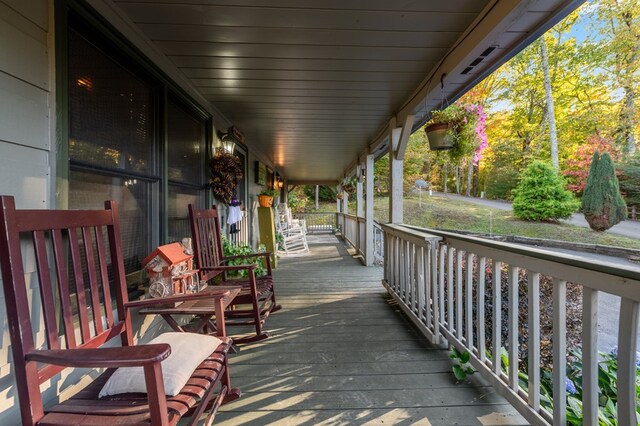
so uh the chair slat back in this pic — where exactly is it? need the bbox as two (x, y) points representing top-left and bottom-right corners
(188, 204), (225, 282)
(0, 196), (132, 425)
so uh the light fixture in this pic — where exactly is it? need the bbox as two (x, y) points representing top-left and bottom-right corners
(276, 179), (284, 189)
(217, 126), (245, 155)
(219, 132), (236, 155)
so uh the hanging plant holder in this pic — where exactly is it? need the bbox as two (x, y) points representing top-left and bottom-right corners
(425, 123), (455, 150)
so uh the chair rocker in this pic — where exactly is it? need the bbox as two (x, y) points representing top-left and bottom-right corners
(189, 204), (281, 343)
(0, 196), (238, 426)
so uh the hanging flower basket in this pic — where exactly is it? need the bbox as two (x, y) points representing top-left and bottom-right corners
(425, 122), (455, 150)
(258, 195), (274, 207)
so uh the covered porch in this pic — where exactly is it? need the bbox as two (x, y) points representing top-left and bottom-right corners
(219, 234), (526, 425)
(2, 0), (639, 425)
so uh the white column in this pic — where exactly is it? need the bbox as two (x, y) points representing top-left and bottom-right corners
(365, 154), (375, 266)
(336, 185), (341, 212)
(356, 170), (364, 218)
(342, 190), (348, 214)
(389, 127), (403, 224)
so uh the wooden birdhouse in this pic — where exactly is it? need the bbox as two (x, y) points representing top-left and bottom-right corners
(143, 242), (199, 298)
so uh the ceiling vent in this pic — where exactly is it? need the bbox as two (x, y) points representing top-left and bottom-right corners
(461, 45), (498, 75)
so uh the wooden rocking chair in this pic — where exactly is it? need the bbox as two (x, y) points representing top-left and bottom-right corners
(189, 204), (281, 343)
(0, 196), (238, 426)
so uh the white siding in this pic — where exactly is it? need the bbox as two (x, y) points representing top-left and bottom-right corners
(0, 1), (51, 424)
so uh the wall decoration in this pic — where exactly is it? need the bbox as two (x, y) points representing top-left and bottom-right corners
(255, 161), (266, 185)
(210, 148), (243, 203)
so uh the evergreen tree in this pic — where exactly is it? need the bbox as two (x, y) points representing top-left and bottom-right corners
(512, 161), (578, 221)
(582, 151), (627, 231)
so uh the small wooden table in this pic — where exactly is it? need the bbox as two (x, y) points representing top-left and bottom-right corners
(134, 285), (241, 338)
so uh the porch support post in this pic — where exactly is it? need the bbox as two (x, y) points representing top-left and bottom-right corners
(282, 178), (288, 205)
(365, 154), (375, 266)
(336, 185), (341, 213)
(356, 167), (364, 218)
(342, 190), (348, 214)
(389, 125), (403, 224)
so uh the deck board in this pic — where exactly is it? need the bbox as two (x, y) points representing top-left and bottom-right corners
(218, 235), (528, 425)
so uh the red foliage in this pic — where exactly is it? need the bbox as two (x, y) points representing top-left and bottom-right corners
(563, 135), (618, 195)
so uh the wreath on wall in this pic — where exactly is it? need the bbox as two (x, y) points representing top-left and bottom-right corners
(209, 148), (243, 204)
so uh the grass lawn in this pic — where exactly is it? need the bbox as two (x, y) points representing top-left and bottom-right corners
(371, 195), (640, 250)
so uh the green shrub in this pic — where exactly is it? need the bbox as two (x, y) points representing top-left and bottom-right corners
(512, 161), (579, 221)
(582, 151), (627, 231)
(221, 236), (266, 278)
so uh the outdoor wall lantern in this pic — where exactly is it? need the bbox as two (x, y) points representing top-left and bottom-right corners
(218, 125), (245, 155)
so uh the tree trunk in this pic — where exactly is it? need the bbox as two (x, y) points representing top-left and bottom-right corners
(622, 87), (636, 155)
(466, 160), (473, 197)
(540, 38), (559, 170)
(443, 163), (448, 193)
(455, 165), (461, 194)
(315, 185), (319, 210)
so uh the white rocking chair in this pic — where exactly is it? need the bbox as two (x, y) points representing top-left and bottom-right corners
(275, 204), (309, 256)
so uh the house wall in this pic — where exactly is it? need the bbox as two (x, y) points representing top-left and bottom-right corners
(0, 2), (169, 424)
(0, 1), (52, 423)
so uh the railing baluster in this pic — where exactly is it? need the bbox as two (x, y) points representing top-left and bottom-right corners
(616, 298), (638, 425)
(439, 245), (445, 326)
(431, 243), (439, 344)
(417, 246), (425, 320)
(456, 249), (463, 340)
(466, 252), (473, 349)
(527, 272), (541, 410)
(492, 260), (502, 376)
(447, 247), (454, 334)
(478, 256), (486, 363)
(582, 287), (599, 426)
(508, 265), (519, 391)
(552, 279), (567, 424)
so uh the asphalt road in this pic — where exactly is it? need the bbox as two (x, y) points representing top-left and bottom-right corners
(428, 191), (640, 352)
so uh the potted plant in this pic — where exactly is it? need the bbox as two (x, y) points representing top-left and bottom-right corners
(341, 177), (357, 195)
(424, 105), (463, 151)
(258, 187), (278, 207)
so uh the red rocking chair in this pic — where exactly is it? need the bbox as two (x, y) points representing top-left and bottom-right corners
(189, 204), (281, 343)
(0, 196), (238, 426)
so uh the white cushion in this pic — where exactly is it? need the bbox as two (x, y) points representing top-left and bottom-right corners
(99, 332), (222, 397)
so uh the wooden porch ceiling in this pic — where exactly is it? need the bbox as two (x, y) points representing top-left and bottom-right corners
(110, 0), (583, 182)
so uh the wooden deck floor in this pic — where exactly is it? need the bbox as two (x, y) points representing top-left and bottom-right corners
(217, 235), (528, 425)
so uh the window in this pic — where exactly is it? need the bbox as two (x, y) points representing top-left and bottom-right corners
(66, 17), (211, 285)
(167, 97), (207, 242)
(68, 28), (159, 277)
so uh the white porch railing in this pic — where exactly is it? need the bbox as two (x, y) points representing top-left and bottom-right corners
(373, 221), (384, 264)
(338, 213), (366, 259)
(381, 223), (640, 426)
(293, 211), (337, 234)
(226, 210), (249, 247)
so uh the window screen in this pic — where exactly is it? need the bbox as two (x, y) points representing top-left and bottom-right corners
(167, 98), (205, 185)
(68, 29), (156, 174)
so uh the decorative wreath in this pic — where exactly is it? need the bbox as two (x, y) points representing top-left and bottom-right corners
(209, 148), (243, 204)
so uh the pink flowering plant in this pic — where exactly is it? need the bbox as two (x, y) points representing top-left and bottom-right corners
(427, 103), (488, 164)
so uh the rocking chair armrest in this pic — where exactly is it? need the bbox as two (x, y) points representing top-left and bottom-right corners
(223, 251), (272, 262)
(125, 288), (233, 309)
(25, 344), (171, 368)
(201, 264), (257, 272)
